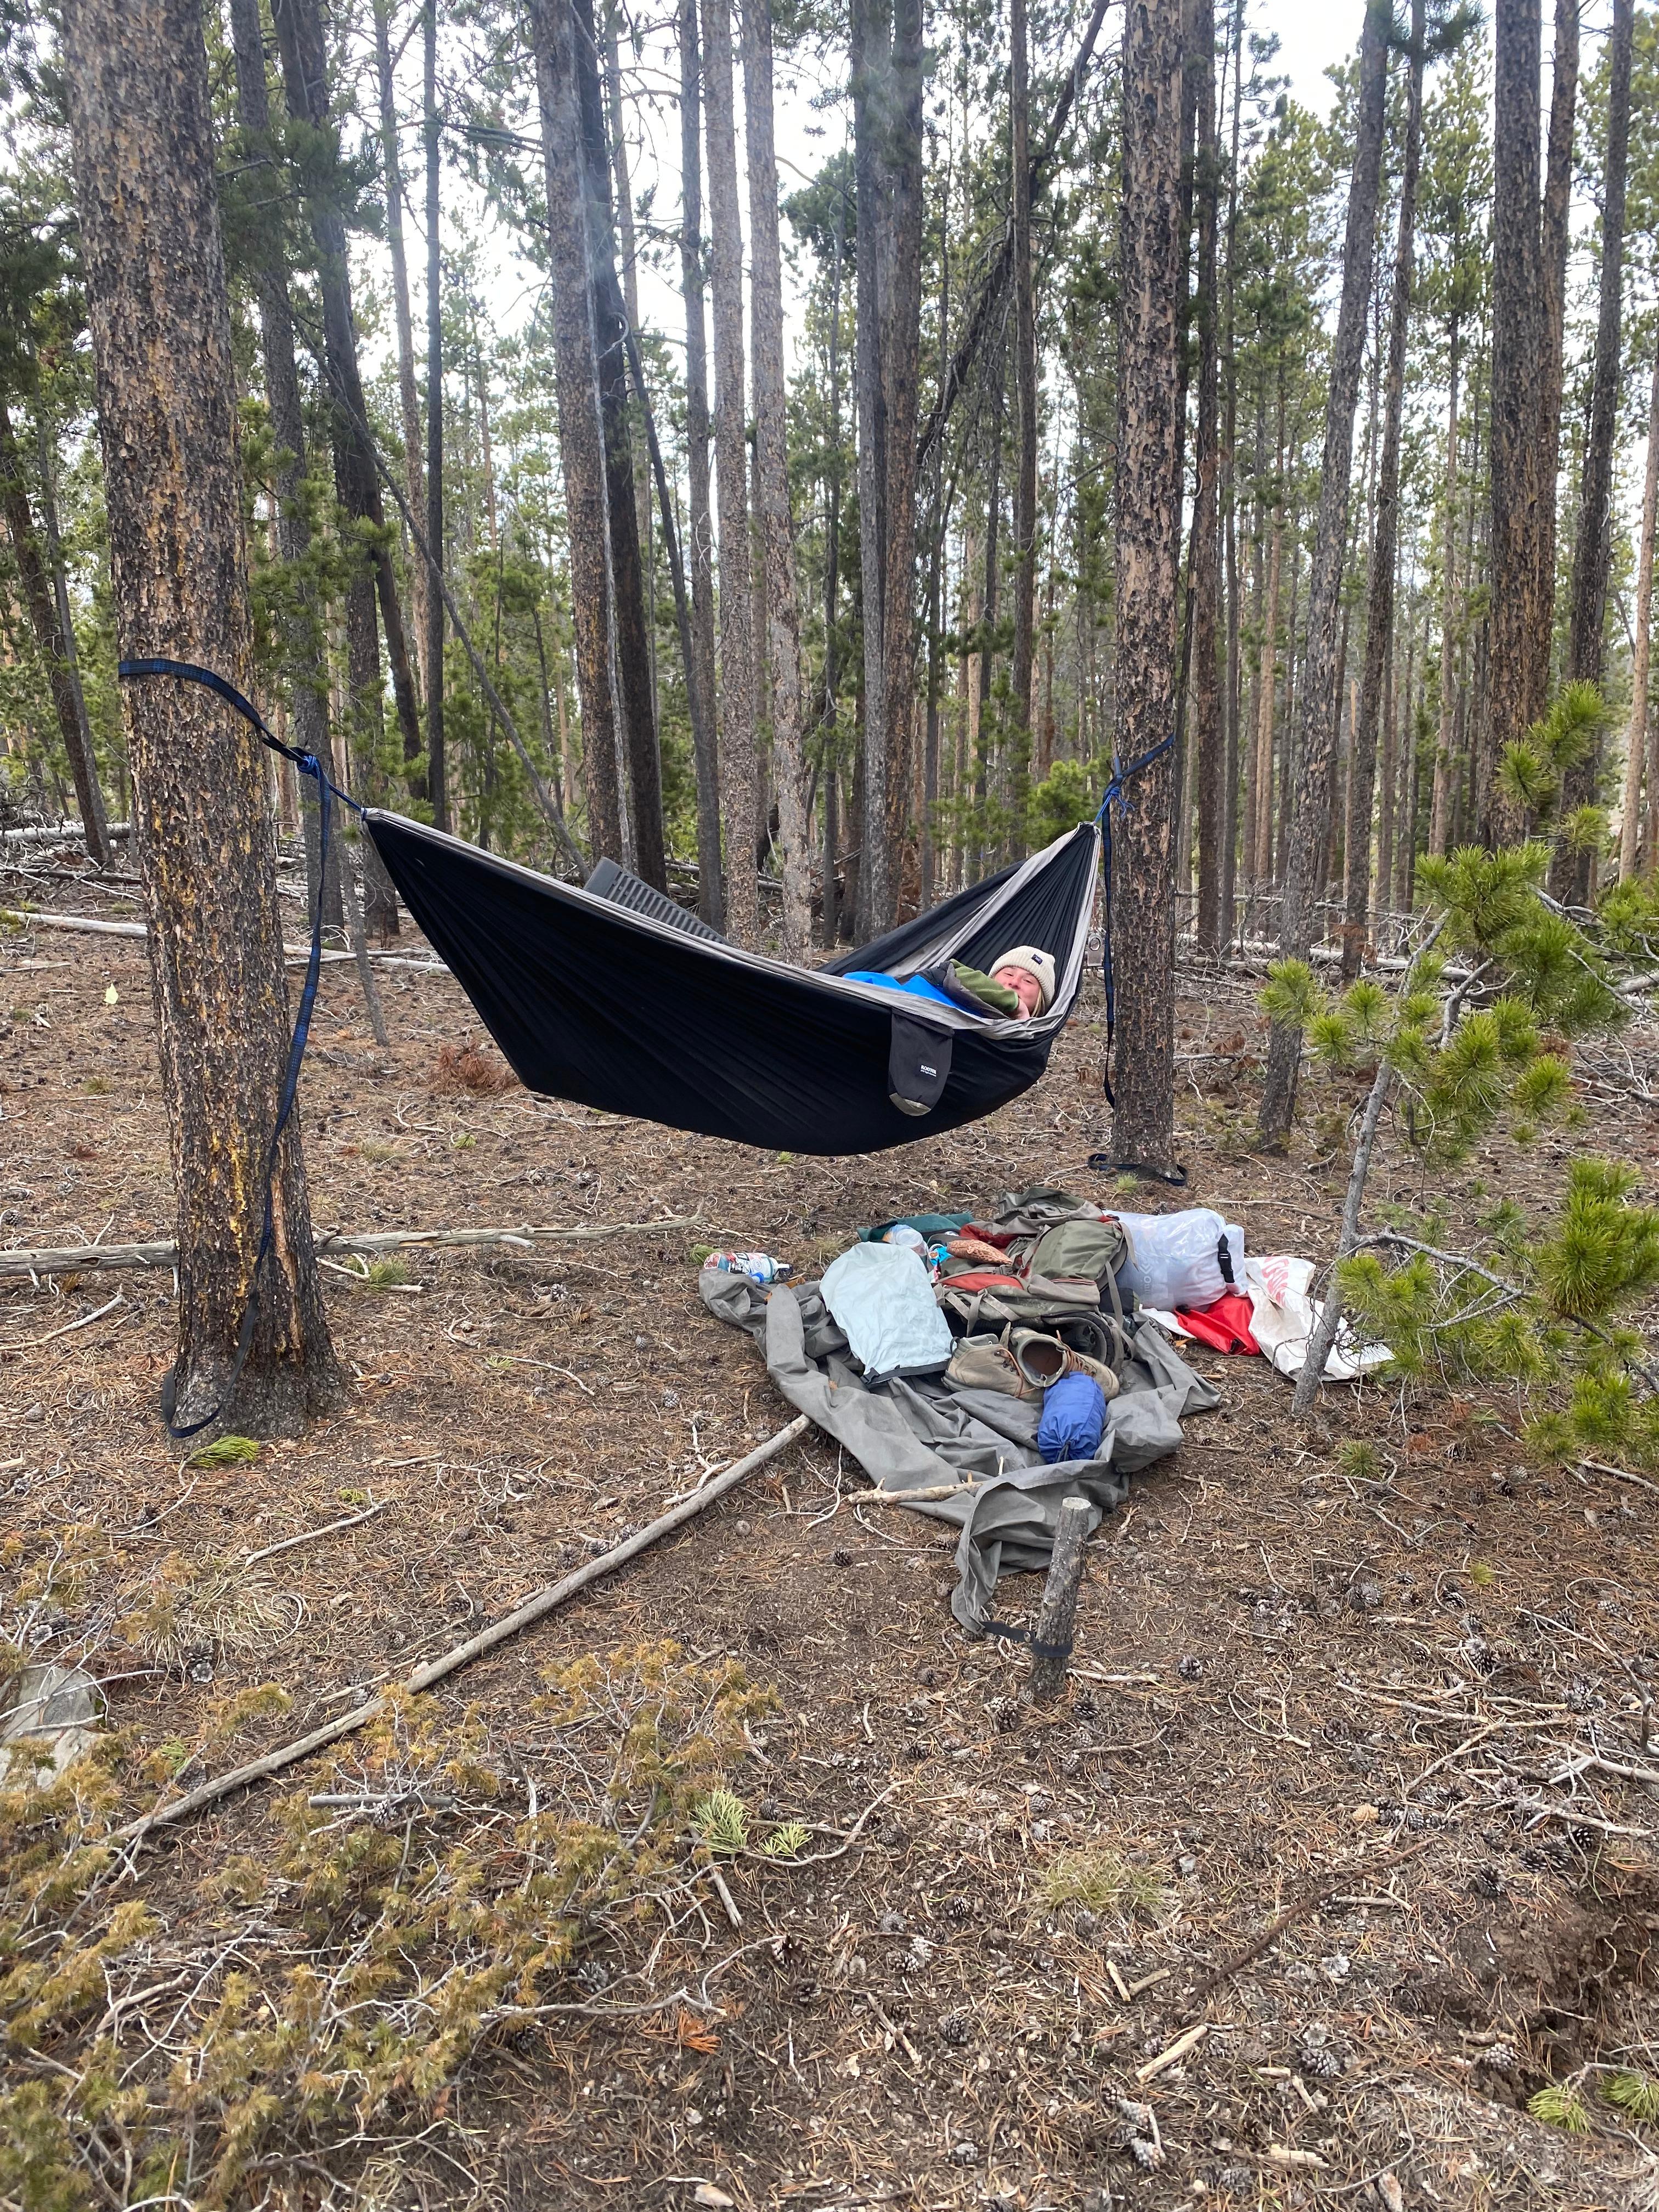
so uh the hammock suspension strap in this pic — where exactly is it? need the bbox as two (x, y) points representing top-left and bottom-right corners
(117, 657), (357, 1436)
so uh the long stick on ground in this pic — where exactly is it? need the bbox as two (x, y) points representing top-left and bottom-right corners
(119, 1413), (811, 1843)
(1, 1216), (701, 1280)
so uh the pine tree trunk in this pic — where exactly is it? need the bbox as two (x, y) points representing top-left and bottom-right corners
(818, 202), (847, 939)
(678, 0), (724, 927)
(1189, 0), (1222, 952)
(528, 0), (624, 861)
(1257, 0), (1387, 1147)
(272, 0), (426, 823)
(1537, 0), (1578, 645)
(1007, 0), (1037, 862)
(603, 8), (652, 559)
(1623, 335), (1659, 878)
(64, 0), (342, 1434)
(1485, 0), (1575, 839)
(373, 0), (427, 700)
(1341, 0), (1422, 982)
(1429, 317), (1460, 857)
(1558, 0), (1632, 895)
(423, 0), (447, 834)
(0, 401), (112, 868)
(230, 0), (343, 932)
(574, 0), (667, 888)
(851, 0), (924, 935)
(1109, 0), (1184, 1172)
(701, 0), (758, 940)
(1217, 0), (1244, 947)
(742, 0), (812, 958)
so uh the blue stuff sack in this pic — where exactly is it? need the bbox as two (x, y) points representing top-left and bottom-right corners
(1036, 1369), (1107, 1464)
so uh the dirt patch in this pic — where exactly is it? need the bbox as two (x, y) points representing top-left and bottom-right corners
(2, 873), (1658, 2208)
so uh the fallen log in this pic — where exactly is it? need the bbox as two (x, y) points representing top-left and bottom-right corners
(118, 1412), (812, 1842)
(2, 907), (449, 972)
(0, 822), (132, 846)
(0, 1216), (701, 1280)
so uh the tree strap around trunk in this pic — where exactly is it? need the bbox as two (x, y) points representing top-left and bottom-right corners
(118, 659), (364, 1437)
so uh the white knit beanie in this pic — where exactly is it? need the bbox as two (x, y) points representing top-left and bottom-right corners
(991, 945), (1057, 1013)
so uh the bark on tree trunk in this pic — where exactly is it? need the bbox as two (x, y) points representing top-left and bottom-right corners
(701, 0), (759, 940)
(603, 7), (651, 558)
(424, 0), (447, 833)
(1189, 0), (1222, 952)
(1256, 0), (1386, 1147)
(0, 400), (112, 869)
(1007, 0), (1037, 862)
(818, 199), (847, 943)
(742, 0), (812, 960)
(852, 0), (924, 935)
(1218, 0), (1244, 948)
(1429, 316), (1460, 858)
(1558, 0), (1632, 895)
(1341, 0), (1422, 982)
(575, 0), (667, 889)
(374, 0), (427, 701)
(1108, 0), (1184, 1172)
(64, 0), (343, 1434)
(528, 0), (624, 861)
(272, 0), (426, 825)
(229, 0), (343, 933)
(678, 0), (724, 926)
(1485, 0), (1575, 839)
(1623, 334), (1659, 879)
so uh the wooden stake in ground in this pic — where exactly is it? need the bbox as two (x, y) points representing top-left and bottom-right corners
(1028, 1493), (1091, 1704)
(62, 0), (343, 1437)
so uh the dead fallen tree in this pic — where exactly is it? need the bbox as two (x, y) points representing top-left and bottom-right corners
(118, 1412), (811, 1842)
(0, 1216), (701, 1280)
(2, 907), (447, 973)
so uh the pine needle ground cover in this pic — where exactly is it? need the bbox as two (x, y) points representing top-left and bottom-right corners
(2, 896), (1657, 2208)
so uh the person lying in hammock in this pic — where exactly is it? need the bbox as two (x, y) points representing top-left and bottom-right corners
(843, 944), (1057, 1020)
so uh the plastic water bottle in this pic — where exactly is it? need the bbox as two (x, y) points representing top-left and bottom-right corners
(709, 1251), (791, 1284)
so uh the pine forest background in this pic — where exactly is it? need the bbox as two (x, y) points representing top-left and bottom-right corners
(2, 0), (1657, 975)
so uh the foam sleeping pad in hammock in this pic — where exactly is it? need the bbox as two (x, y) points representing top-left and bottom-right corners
(364, 811), (1102, 1156)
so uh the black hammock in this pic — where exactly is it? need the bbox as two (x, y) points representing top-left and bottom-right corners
(364, 810), (1102, 1157)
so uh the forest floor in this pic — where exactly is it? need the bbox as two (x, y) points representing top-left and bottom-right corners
(2, 854), (1658, 2212)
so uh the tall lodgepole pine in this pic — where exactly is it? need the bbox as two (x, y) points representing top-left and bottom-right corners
(1621, 334), (1659, 880)
(1558, 0), (1633, 898)
(373, 0), (427, 699)
(1342, 0), (1423, 980)
(1108, 0), (1184, 1172)
(0, 398), (112, 868)
(742, 0), (812, 959)
(63, 0), (342, 1434)
(851, 0), (924, 935)
(1485, 0), (1575, 839)
(272, 0), (426, 816)
(574, 0), (667, 888)
(679, 0), (724, 926)
(702, 0), (758, 940)
(1007, 0), (1037, 861)
(528, 0), (624, 861)
(424, 0), (447, 832)
(1189, 0), (1222, 952)
(228, 0), (342, 934)
(1256, 0), (1387, 1147)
